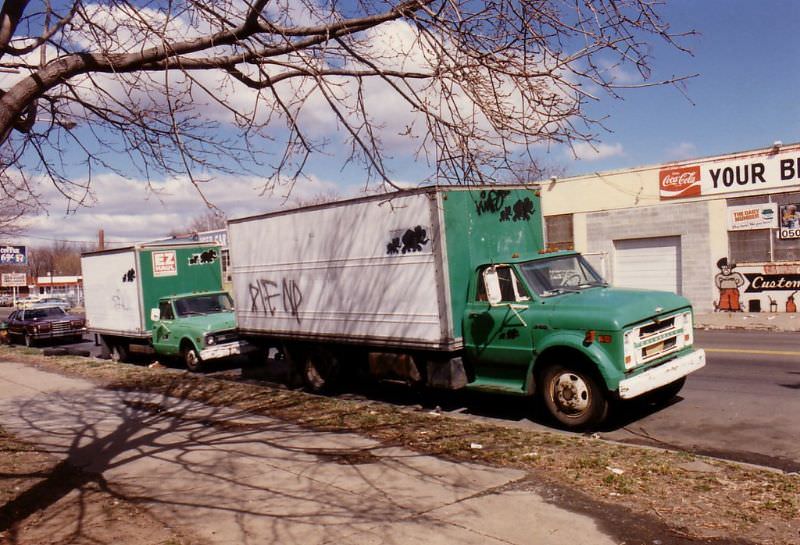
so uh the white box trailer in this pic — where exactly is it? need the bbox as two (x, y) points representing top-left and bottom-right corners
(228, 189), (455, 350)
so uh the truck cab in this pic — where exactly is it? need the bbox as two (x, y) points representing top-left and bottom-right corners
(463, 251), (706, 428)
(150, 291), (252, 371)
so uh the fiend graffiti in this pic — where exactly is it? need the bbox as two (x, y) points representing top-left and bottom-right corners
(475, 190), (535, 222)
(248, 278), (304, 323)
(189, 249), (218, 265)
(715, 257), (800, 312)
(386, 225), (430, 255)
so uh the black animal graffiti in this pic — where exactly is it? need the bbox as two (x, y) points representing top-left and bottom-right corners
(511, 197), (534, 222)
(189, 249), (218, 265)
(475, 190), (511, 216)
(387, 237), (401, 255)
(248, 277), (304, 324)
(386, 226), (430, 255)
(401, 226), (429, 254)
(476, 191), (534, 223)
(122, 269), (136, 282)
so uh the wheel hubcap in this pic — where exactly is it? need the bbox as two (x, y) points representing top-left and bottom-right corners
(553, 373), (590, 413)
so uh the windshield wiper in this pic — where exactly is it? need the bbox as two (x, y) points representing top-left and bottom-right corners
(541, 287), (580, 296)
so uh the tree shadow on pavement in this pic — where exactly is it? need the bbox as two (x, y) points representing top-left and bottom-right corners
(0, 379), (496, 545)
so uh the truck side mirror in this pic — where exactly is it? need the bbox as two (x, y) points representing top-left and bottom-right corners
(483, 267), (503, 305)
(150, 308), (161, 322)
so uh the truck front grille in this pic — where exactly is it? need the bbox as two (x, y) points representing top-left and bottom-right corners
(630, 315), (684, 366)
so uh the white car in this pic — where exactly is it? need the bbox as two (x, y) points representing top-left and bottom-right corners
(34, 297), (72, 311)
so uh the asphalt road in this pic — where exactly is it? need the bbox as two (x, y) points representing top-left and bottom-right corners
(2, 304), (798, 471)
(596, 330), (800, 471)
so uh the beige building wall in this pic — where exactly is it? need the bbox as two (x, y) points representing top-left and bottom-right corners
(538, 142), (800, 313)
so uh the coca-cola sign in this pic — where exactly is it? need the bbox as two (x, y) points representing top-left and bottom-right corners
(659, 165), (701, 199)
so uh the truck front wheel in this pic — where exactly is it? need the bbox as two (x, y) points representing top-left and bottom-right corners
(540, 363), (608, 430)
(182, 344), (204, 373)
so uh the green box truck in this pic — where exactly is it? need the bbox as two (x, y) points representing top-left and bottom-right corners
(81, 242), (251, 371)
(228, 187), (706, 429)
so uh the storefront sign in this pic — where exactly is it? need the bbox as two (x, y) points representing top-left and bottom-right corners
(660, 152), (800, 200)
(0, 245), (26, 264)
(743, 273), (800, 293)
(778, 203), (800, 239)
(727, 203), (777, 231)
(0, 273), (26, 287)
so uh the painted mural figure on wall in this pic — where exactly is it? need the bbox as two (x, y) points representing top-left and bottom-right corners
(714, 257), (745, 312)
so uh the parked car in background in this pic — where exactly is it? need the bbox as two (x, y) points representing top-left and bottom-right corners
(35, 296), (72, 311)
(3, 305), (86, 347)
(14, 296), (41, 309)
(0, 294), (12, 307)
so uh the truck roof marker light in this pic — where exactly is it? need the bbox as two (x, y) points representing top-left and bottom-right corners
(512, 252), (520, 258)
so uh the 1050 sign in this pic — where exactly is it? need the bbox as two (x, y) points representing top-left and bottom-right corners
(779, 228), (800, 239)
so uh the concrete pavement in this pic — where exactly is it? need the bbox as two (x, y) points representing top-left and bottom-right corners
(0, 361), (618, 545)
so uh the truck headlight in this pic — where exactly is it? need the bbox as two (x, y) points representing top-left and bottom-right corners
(623, 329), (636, 370)
(681, 311), (694, 346)
(205, 334), (216, 346)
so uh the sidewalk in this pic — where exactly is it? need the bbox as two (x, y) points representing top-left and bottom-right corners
(695, 311), (800, 332)
(0, 361), (618, 545)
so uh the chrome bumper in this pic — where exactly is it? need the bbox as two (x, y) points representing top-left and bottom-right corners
(200, 340), (255, 361)
(618, 348), (706, 400)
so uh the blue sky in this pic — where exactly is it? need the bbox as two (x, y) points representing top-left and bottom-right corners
(570, 0), (800, 175)
(11, 0), (800, 247)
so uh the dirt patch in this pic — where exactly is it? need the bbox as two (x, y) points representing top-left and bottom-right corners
(0, 426), (197, 545)
(1, 347), (799, 545)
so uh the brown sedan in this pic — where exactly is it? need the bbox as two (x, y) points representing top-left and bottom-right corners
(3, 305), (86, 347)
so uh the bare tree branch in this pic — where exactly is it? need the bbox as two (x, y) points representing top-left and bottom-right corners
(0, 0), (695, 210)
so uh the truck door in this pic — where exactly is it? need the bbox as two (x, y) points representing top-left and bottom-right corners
(463, 265), (533, 389)
(151, 301), (178, 355)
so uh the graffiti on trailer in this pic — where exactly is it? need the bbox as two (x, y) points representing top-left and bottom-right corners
(476, 191), (535, 223)
(112, 289), (131, 311)
(248, 277), (304, 324)
(475, 190), (511, 216)
(189, 249), (218, 265)
(386, 225), (430, 255)
(122, 268), (136, 283)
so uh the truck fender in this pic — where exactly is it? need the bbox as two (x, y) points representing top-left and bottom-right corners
(527, 332), (621, 395)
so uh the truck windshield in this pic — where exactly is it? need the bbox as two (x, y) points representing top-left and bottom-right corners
(519, 255), (606, 297)
(174, 293), (234, 317)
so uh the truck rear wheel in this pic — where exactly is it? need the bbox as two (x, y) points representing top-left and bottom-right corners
(295, 347), (340, 393)
(110, 343), (129, 363)
(540, 363), (608, 430)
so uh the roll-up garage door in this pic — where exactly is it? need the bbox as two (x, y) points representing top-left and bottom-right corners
(613, 236), (682, 294)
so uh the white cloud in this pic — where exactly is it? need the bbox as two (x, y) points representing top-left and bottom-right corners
(17, 173), (341, 247)
(665, 142), (697, 161)
(571, 142), (625, 161)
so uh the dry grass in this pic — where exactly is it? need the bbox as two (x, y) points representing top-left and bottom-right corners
(1, 346), (799, 545)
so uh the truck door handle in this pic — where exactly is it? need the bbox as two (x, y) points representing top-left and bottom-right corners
(469, 313), (481, 318)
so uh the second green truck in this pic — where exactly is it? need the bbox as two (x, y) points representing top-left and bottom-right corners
(228, 186), (706, 429)
(81, 243), (251, 371)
